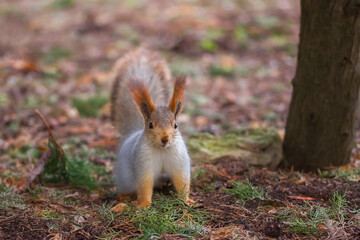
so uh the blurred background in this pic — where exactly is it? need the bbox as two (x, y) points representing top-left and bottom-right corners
(0, 0), (299, 144)
(0, 0), (302, 188)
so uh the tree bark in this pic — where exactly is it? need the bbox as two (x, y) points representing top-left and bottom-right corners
(283, 0), (360, 171)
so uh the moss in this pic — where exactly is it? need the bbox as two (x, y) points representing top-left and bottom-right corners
(72, 95), (108, 117)
(186, 127), (282, 168)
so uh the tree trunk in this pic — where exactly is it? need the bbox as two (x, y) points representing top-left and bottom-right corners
(283, 0), (360, 171)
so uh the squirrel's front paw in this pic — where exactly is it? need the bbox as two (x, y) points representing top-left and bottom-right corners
(137, 201), (151, 208)
(186, 198), (196, 205)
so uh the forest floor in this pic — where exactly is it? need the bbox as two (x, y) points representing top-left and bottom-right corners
(0, 0), (359, 239)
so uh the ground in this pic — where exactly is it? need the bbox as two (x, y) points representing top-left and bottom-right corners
(0, 0), (359, 239)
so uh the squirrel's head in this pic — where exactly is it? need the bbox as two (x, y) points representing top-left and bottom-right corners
(128, 76), (187, 148)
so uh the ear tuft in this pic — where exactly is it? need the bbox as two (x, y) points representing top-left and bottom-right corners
(128, 79), (156, 119)
(169, 75), (187, 116)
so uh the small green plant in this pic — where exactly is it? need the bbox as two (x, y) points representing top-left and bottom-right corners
(28, 186), (43, 198)
(276, 208), (294, 222)
(42, 137), (99, 190)
(200, 39), (218, 52)
(209, 65), (235, 77)
(72, 95), (108, 117)
(290, 204), (326, 236)
(233, 26), (249, 47)
(336, 168), (360, 181)
(98, 203), (120, 227)
(47, 221), (60, 230)
(39, 208), (62, 219)
(289, 191), (350, 236)
(328, 190), (349, 222)
(0, 184), (26, 210)
(224, 179), (269, 205)
(317, 169), (335, 178)
(0, 92), (9, 110)
(318, 167), (360, 181)
(199, 28), (224, 52)
(43, 46), (72, 64)
(122, 193), (207, 239)
(51, 0), (74, 9)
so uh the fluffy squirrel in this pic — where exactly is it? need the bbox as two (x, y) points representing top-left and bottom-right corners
(110, 49), (194, 207)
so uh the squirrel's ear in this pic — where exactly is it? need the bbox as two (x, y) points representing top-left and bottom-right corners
(140, 101), (152, 120)
(169, 75), (186, 118)
(128, 79), (155, 120)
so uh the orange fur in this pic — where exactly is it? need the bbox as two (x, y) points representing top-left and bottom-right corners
(128, 80), (156, 116)
(137, 175), (154, 207)
(172, 173), (195, 205)
(168, 75), (187, 113)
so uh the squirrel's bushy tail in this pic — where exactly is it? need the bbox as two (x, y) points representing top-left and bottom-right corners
(110, 49), (171, 137)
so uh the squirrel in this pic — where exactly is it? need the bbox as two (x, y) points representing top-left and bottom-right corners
(110, 48), (194, 207)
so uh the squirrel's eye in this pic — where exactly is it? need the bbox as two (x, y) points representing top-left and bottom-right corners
(174, 123), (178, 129)
(149, 122), (154, 129)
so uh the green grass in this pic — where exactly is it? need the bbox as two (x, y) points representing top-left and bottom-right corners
(290, 203), (326, 236)
(43, 46), (73, 64)
(98, 203), (120, 227)
(328, 190), (349, 221)
(318, 167), (360, 181)
(233, 26), (249, 47)
(0, 184), (26, 210)
(287, 190), (351, 236)
(200, 39), (218, 52)
(121, 193), (207, 239)
(224, 179), (269, 205)
(51, 0), (74, 9)
(72, 95), (108, 117)
(335, 168), (360, 181)
(0, 92), (9, 110)
(209, 65), (235, 77)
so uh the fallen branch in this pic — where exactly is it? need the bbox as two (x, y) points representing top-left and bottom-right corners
(35, 109), (63, 159)
(18, 149), (51, 193)
(18, 110), (63, 193)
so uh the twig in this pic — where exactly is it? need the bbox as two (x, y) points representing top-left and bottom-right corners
(18, 149), (51, 193)
(18, 110), (64, 193)
(35, 109), (63, 159)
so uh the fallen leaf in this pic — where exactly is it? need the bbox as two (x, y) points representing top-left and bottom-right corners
(288, 196), (316, 201)
(73, 215), (86, 224)
(111, 203), (128, 213)
(9, 59), (38, 72)
(194, 116), (208, 127)
(88, 137), (118, 148)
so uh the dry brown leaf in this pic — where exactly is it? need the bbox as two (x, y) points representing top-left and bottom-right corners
(111, 203), (128, 213)
(9, 59), (38, 72)
(88, 137), (118, 148)
(194, 116), (208, 127)
(68, 125), (93, 134)
(288, 196), (316, 201)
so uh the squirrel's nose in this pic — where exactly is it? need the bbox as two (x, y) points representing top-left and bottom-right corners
(161, 137), (169, 144)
